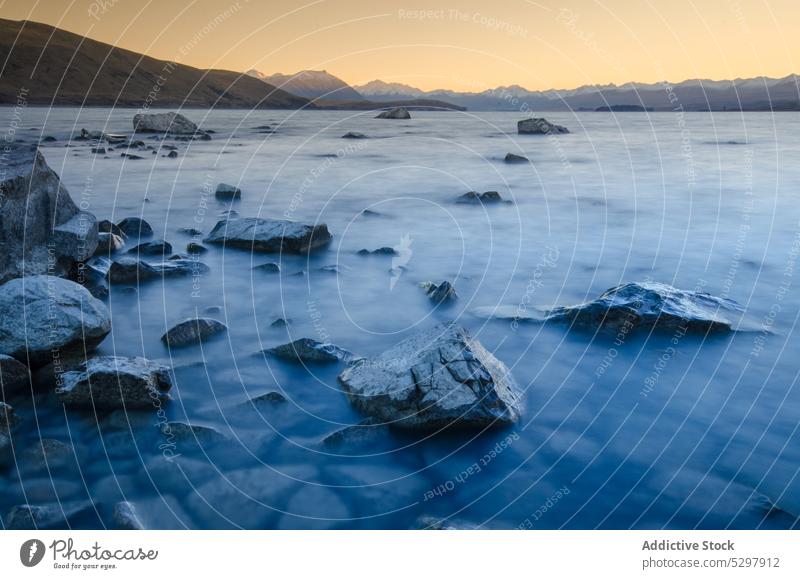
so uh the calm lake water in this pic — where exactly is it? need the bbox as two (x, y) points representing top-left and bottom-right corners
(2, 107), (799, 529)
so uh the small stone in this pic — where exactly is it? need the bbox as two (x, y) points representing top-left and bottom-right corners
(161, 318), (227, 347)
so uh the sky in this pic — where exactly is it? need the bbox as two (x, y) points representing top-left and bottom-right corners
(1, 0), (797, 91)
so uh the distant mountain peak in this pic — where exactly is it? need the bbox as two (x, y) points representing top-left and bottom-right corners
(246, 69), (363, 101)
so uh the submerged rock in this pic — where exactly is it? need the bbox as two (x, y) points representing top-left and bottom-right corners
(0, 276), (111, 367)
(0, 148), (98, 283)
(456, 191), (505, 204)
(245, 391), (288, 406)
(517, 117), (569, 135)
(0, 401), (20, 432)
(504, 153), (529, 163)
(338, 323), (522, 429)
(546, 282), (744, 332)
(133, 112), (199, 135)
(421, 281), (458, 304)
(342, 132), (367, 139)
(0, 355), (31, 398)
(264, 338), (354, 363)
(357, 247), (398, 256)
(159, 421), (228, 445)
(376, 107), (411, 119)
(4, 502), (94, 530)
(127, 239), (172, 256)
(23, 439), (74, 470)
(106, 257), (208, 284)
(186, 242), (207, 254)
(98, 220), (127, 238)
(215, 183), (241, 200)
(116, 217), (153, 238)
(322, 417), (390, 449)
(204, 217), (332, 254)
(112, 501), (144, 530)
(55, 356), (173, 409)
(161, 318), (227, 347)
(253, 262), (281, 273)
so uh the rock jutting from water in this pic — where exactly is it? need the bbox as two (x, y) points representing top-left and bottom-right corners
(204, 217), (332, 254)
(106, 257), (209, 284)
(161, 318), (227, 347)
(456, 191), (505, 204)
(263, 338), (354, 363)
(474, 282), (745, 333)
(127, 239), (172, 256)
(215, 183), (241, 200)
(95, 232), (125, 256)
(0, 148), (98, 283)
(421, 281), (458, 304)
(357, 247), (398, 256)
(0, 276), (111, 367)
(517, 117), (569, 135)
(504, 153), (529, 163)
(112, 501), (144, 530)
(132, 112), (200, 135)
(375, 107), (411, 119)
(116, 217), (153, 239)
(54, 356), (173, 409)
(338, 323), (522, 429)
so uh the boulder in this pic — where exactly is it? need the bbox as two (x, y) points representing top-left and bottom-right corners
(456, 191), (505, 204)
(127, 239), (172, 256)
(338, 323), (522, 429)
(0, 355), (31, 398)
(112, 501), (144, 530)
(98, 220), (127, 238)
(421, 281), (458, 303)
(0, 148), (98, 283)
(132, 112), (199, 135)
(376, 107), (411, 119)
(545, 282), (744, 332)
(106, 257), (209, 284)
(253, 262), (281, 273)
(204, 217), (332, 254)
(263, 338), (353, 363)
(116, 217), (153, 238)
(166, 150), (178, 158)
(517, 117), (569, 135)
(215, 183), (241, 200)
(94, 232), (125, 256)
(54, 356), (173, 409)
(504, 153), (529, 163)
(342, 132), (367, 139)
(186, 242), (207, 254)
(0, 276), (111, 367)
(161, 318), (227, 347)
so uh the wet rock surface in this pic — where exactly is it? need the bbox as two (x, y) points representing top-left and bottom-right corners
(376, 107), (411, 119)
(116, 217), (153, 239)
(0, 276), (111, 367)
(517, 117), (569, 135)
(421, 281), (458, 303)
(215, 183), (241, 200)
(204, 217), (332, 254)
(0, 355), (31, 398)
(161, 318), (227, 347)
(107, 257), (208, 284)
(133, 112), (199, 135)
(264, 338), (354, 363)
(338, 323), (522, 429)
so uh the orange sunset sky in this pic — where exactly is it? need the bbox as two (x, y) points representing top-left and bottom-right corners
(1, 0), (797, 91)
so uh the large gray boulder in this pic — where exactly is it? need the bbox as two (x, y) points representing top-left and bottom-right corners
(517, 117), (569, 135)
(338, 323), (521, 429)
(0, 148), (98, 283)
(107, 257), (209, 284)
(132, 112), (199, 135)
(0, 276), (111, 367)
(545, 282), (743, 332)
(204, 217), (332, 254)
(376, 107), (411, 119)
(54, 356), (173, 409)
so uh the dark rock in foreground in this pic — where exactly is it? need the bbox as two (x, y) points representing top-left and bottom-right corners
(456, 191), (505, 204)
(127, 239), (172, 256)
(116, 217), (153, 238)
(504, 153), (529, 163)
(107, 256), (208, 284)
(264, 338), (354, 363)
(94, 232), (125, 256)
(517, 117), (569, 135)
(338, 323), (522, 429)
(376, 107), (411, 119)
(0, 148), (98, 283)
(0, 355), (31, 398)
(0, 276), (111, 367)
(215, 183), (241, 200)
(204, 217), (332, 254)
(133, 112), (199, 135)
(55, 356), (173, 409)
(161, 318), (227, 347)
(421, 281), (458, 303)
(547, 282), (744, 332)
(112, 501), (144, 530)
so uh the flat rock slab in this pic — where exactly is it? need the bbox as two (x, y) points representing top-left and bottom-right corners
(55, 356), (173, 409)
(517, 117), (569, 134)
(133, 112), (199, 135)
(161, 318), (227, 347)
(204, 217), (332, 254)
(107, 257), (209, 284)
(264, 338), (354, 364)
(338, 323), (522, 429)
(0, 276), (111, 367)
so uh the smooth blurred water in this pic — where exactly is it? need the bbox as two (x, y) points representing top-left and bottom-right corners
(2, 107), (799, 529)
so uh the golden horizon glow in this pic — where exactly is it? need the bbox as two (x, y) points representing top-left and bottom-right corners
(1, 0), (797, 92)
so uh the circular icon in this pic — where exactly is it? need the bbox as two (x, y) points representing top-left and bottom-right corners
(19, 539), (46, 567)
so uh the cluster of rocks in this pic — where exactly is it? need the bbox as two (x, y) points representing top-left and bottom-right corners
(456, 190), (507, 204)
